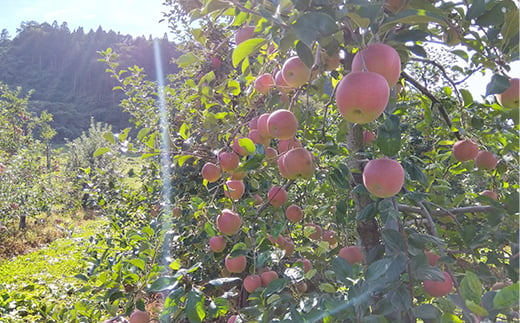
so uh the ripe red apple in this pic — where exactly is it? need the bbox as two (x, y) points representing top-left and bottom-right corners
(362, 158), (405, 198)
(496, 78), (519, 109)
(10, 203), (19, 210)
(249, 116), (259, 129)
(425, 250), (440, 266)
(227, 315), (238, 323)
(275, 70), (292, 92)
(217, 209), (242, 235)
(225, 254), (247, 273)
(281, 56), (311, 88)
(322, 230), (338, 247)
(233, 137), (255, 156)
(267, 109), (298, 140)
(129, 310), (150, 323)
(335, 71), (390, 124)
(283, 240), (295, 257)
(225, 180), (245, 201)
(338, 246), (363, 265)
(209, 236), (227, 253)
(260, 270), (279, 287)
(201, 162), (220, 183)
(265, 147), (278, 164)
(281, 147), (314, 180)
(363, 130), (376, 145)
(475, 150), (498, 170)
(423, 271), (453, 297)
(285, 204), (303, 223)
(480, 190), (498, 201)
(298, 258), (312, 273)
(248, 129), (270, 147)
(267, 186), (288, 207)
(243, 274), (262, 293)
(211, 56), (222, 70)
(277, 153), (291, 179)
(305, 223), (322, 240)
(452, 139), (479, 162)
(257, 113), (272, 139)
(352, 43), (401, 86)
(254, 73), (275, 94)
(278, 137), (302, 154)
(219, 151), (240, 171)
(253, 193), (263, 205)
(235, 25), (255, 45)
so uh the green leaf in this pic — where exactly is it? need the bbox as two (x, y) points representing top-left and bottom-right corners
(186, 291), (206, 323)
(103, 132), (115, 144)
(319, 283), (336, 293)
(365, 257), (393, 282)
(356, 202), (377, 221)
(176, 52), (199, 68)
(174, 155), (194, 167)
(376, 115), (401, 156)
(493, 282), (519, 309)
(179, 122), (190, 140)
(465, 300), (489, 316)
(232, 38), (267, 68)
(501, 11), (520, 47)
(460, 271), (482, 304)
(237, 137), (256, 155)
(381, 9), (447, 32)
(382, 229), (405, 253)
(292, 12), (338, 46)
(236, 153), (264, 171)
(346, 12), (370, 29)
(413, 304), (441, 320)
(127, 258), (146, 271)
(118, 127), (131, 142)
(459, 89), (473, 106)
(263, 278), (289, 296)
(485, 74), (510, 96)
(441, 313), (463, 323)
(476, 4), (504, 26)
(295, 41), (314, 68)
(332, 256), (353, 285)
(169, 258), (182, 270)
(93, 147), (110, 157)
(207, 277), (241, 286)
(466, 0), (486, 20)
(149, 276), (178, 292)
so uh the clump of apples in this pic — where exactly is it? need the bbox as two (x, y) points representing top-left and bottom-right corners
(362, 158), (405, 198)
(423, 271), (453, 297)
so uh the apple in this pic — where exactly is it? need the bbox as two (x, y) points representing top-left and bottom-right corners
(425, 250), (440, 266)
(452, 139), (479, 162)
(254, 73), (275, 94)
(338, 246), (363, 265)
(423, 271), (453, 297)
(322, 230), (338, 247)
(129, 310), (150, 323)
(233, 137), (255, 156)
(298, 258), (312, 273)
(235, 25), (255, 45)
(244, 274), (262, 293)
(209, 236), (227, 253)
(285, 204), (303, 223)
(496, 78), (519, 109)
(228, 315), (238, 323)
(275, 70), (292, 92)
(172, 206), (182, 217)
(260, 270), (279, 287)
(225, 180), (245, 201)
(249, 116), (259, 129)
(305, 223), (322, 240)
(281, 147), (314, 180)
(219, 151), (240, 171)
(480, 190), (498, 201)
(257, 113), (272, 139)
(253, 193), (263, 205)
(281, 56), (311, 88)
(201, 162), (220, 183)
(265, 147), (278, 164)
(278, 137), (302, 154)
(294, 281), (308, 293)
(225, 254), (247, 273)
(351, 43), (401, 86)
(217, 209), (242, 235)
(211, 56), (222, 70)
(362, 158), (405, 198)
(277, 153), (291, 179)
(282, 240), (295, 257)
(248, 129), (270, 147)
(475, 150), (498, 170)
(267, 186), (288, 207)
(335, 71), (390, 124)
(363, 130), (376, 146)
(267, 109), (298, 140)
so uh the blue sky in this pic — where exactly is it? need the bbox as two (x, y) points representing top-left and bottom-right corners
(2, 0), (170, 38)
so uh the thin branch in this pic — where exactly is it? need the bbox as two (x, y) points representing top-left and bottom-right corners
(409, 57), (462, 104)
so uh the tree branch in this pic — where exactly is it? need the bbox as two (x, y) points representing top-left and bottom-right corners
(398, 204), (495, 216)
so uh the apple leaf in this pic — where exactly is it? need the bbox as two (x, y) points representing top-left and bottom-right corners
(460, 271), (483, 304)
(232, 38), (267, 68)
(466, 0), (486, 20)
(237, 137), (256, 154)
(412, 304), (441, 320)
(376, 115), (401, 156)
(103, 132), (115, 144)
(485, 74), (510, 96)
(295, 41), (314, 68)
(380, 9), (447, 33)
(186, 291), (206, 323)
(332, 256), (353, 285)
(382, 229), (405, 254)
(207, 277), (241, 286)
(93, 147), (110, 157)
(465, 300), (489, 316)
(263, 278), (289, 297)
(493, 282), (519, 309)
(148, 276), (178, 292)
(293, 12), (338, 47)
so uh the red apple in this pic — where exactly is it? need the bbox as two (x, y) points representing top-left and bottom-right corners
(225, 254), (247, 273)
(294, 281), (308, 293)
(305, 223), (322, 240)
(425, 250), (440, 266)
(0, 163), (5, 175)
(129, 310), (150, 323)
(351, 43), (401, 86)
(219, 151), (240, 172)
(244, 274), (262, 293)
(336, 71), (390, 124)
(254, 73), (275, 94)
(230, 170), (247, 180)
(265, 147), (278, 164)
(253, 193), (263, 205)
(338, 246), (363, 265)
(475, 150), (498, 170)
(248, 129), (270, 146)
(298, 258), (313, 273)
(322, 230), (338, 247)
(277, 153), (291, 179)
(496, 78), (519, 109)
(281, 56), (311, 88)
(362, 158), (405, 198)
(172, 206), (182, 217)
(363, 130), (376, 145)
(233, 137), (255, 156)
(228, 315), (238, 323)
(217, 209), (242, 235)
(260, 270), (279, 287)
(235, 25), (255, 45)
(209, 236), (227, 253)
(267, 186), (288, 207)
(281, 147), (314, 180)
(275, 70), (292, 92)
(278, 137), (302, 154)
(267, 109), (298, 140)
(480, 190), (498, 201)
(249, 116), (259, 129)
(285, 204), (303, 223)
(452, 139), (479, 162)
(225, 180), (245, 201)
(211, 56), (222, 70)
(423, 271), (453, 297)
(257, 113), (272, 139)
(201, 162), (220, 183)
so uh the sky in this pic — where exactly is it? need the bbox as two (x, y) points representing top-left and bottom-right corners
(2, 0), (171, 38)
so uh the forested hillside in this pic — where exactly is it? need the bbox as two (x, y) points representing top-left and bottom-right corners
(0, 21), (179, 141)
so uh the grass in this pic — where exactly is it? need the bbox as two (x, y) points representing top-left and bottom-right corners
(0, 216), (109, 322)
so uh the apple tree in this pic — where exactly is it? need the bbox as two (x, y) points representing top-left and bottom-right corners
(95, 0), (518, 321)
